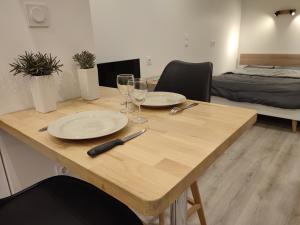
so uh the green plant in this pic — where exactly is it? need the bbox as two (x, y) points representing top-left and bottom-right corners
(73, 51), (96, 69)
(10, 51), (63, 77)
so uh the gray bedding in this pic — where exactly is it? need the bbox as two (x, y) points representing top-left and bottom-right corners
(212, 72), (300, 109)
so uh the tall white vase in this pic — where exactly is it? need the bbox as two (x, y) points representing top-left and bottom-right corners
(30, 76), (57, 113)
(77, 67), (100, 100)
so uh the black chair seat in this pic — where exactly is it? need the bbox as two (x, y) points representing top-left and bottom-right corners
(0, 176), (143, 225)
(155, 60), (213, 102)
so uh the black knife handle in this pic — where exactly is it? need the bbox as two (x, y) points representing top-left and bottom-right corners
(87, 139), (124, 158)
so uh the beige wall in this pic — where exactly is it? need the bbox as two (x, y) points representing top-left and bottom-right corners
(89, 0), (242, 77)
(239, 0), (300, 54)
(0, 0), (95, 115)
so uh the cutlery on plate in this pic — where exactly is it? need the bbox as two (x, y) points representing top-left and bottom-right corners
(170, 102), (199, 115)
(38, 126), (48, 132)
(38, 112), (82, 132)
(87, 128), (147, 158)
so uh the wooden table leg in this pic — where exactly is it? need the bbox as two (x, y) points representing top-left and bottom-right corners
(191, 182), (207, 225)
(170, 191), (187, 225)
(292, 120), (297, 133)
(159, 212), (165, 225)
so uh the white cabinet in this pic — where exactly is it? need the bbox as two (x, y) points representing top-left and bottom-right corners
(0, 130), (57, 194)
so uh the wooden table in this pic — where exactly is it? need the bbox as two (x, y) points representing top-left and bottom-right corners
(0, 87), (257, 225)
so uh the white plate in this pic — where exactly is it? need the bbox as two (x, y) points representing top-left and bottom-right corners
(48, 111), (128, 140)
(142, 92), (186, 107)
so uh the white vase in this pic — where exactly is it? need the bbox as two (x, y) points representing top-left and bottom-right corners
(77, 67), (100, 100)
(30, 76), (57, 113)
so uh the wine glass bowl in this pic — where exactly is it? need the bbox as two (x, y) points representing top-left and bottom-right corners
(131, 89), (147, 105)
(128, 78), (148, 124)
(116, 74), (134, 113)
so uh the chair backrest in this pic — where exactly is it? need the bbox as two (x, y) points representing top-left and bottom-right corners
(97, 59), (141, 88)
(155, 60), (213, 102)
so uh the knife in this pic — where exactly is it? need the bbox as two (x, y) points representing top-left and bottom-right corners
(87, 129), (147, 158)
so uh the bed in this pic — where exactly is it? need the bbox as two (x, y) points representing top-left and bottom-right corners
(212, 54), (300, 132)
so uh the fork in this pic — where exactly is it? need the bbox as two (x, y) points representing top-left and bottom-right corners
(170, 102), (199, 115)
(38, 112), (81, 132)
(38, 126), (48, 132)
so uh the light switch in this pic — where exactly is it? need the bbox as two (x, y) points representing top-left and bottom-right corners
(184, 33), (189, 48)
(210, 40), (216, 48)
(26, 3), (49, 27)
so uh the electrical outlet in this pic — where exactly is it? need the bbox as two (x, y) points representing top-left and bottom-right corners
(146, 56), (152, 66)
(184, 33), (189, 41)
(54, 164), (69, 175)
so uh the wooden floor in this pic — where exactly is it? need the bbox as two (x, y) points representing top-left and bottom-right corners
(147, 116), (300, 225)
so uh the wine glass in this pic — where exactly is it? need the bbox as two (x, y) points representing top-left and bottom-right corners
(128, 78), (148, 124)
(116, 74), (134, 113)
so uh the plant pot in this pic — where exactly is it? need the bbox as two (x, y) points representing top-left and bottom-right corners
(30, 76), (57, 113)
(77, 67), (100, 100)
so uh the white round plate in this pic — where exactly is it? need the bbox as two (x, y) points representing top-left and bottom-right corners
(48, 111), (128, 140)
(142, 92), (186, 107)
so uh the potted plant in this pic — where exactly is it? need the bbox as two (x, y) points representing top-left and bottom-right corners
(73, 51), (99, 100)
(10, 51), (63, 113)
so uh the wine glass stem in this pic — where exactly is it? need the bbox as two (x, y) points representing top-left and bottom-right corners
(125, 97), (128, 112)
(138, 105), (141, 118)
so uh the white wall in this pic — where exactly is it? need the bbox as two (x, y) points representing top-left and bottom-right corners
(89, 0), (242, 77)
(239, 0), (300, 54)
(0, 0), (95, 115)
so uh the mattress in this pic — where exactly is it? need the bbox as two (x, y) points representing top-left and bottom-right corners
(212, 67), (300, 109)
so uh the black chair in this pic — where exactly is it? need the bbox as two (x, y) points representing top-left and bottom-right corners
(155, 60), (213, 102)
(0, 176), (143, 225)
(97, 59), (141, 88)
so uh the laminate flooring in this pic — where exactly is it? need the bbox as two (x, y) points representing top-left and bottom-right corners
(147, 116), (300, 225)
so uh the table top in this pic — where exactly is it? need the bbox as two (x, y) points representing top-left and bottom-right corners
(0, 87), (257, 216)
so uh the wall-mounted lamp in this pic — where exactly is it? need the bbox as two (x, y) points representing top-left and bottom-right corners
(274, 9), (296, 17)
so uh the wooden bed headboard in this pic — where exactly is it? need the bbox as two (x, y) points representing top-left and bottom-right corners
(240, 54), (300, 67)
